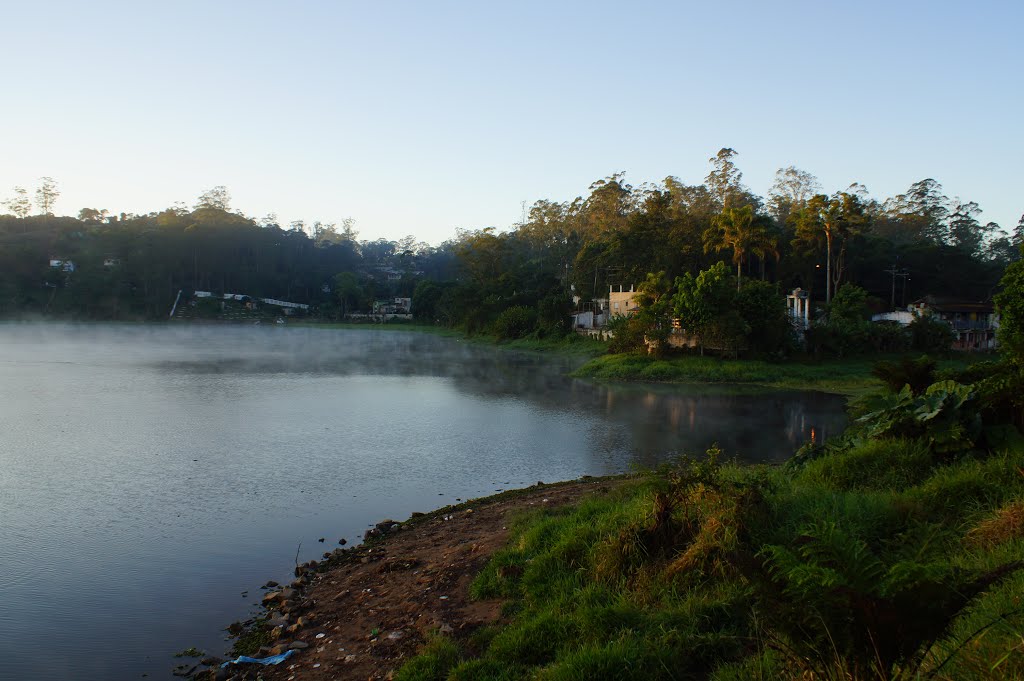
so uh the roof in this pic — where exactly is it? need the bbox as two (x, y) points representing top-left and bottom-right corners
(913, 295), (994, 313)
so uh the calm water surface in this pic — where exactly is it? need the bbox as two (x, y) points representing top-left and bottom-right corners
(0, 324), (847, 680)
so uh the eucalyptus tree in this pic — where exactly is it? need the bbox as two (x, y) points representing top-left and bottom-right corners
(78, 208), (109, 222)
(705, 148), (745, 209)
(35, 177), (60, 216)
(948, 200), (995, 258)
(881, 179), (950, 244)
(1013, 214), (1024, 249)
(768, 166), (821, 224)
(195, 186), (231, 211)
(580, 173), (632, 240)
(663, 176), (717, 218)
(2, 187), (31, 219)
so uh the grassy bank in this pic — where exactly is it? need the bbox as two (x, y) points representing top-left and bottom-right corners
(395, 444), (1024, 681)
(393, 362), (1024, 681)
(497, 333), (607, 357)
(295, 320), (608, 357)
(573, 353), (979, 396)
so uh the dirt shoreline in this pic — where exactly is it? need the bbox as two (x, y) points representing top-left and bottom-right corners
(209, 476), (623, 681)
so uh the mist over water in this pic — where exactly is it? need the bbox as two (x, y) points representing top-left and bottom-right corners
(0, 323), (846, 680)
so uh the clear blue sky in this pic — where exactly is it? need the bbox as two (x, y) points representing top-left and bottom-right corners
(2, 0), (1021, 244)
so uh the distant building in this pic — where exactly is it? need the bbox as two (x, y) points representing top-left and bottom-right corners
(871, 296), (999, 351)
(608, 285), (639, 318)
(49, 258), (75, 273)
(911, 296), (998, 351)
(260, 297), (309, 312)
(373, 297), (412, 315)
(870, 310), (915, 325)
(786, 288), (812, 331)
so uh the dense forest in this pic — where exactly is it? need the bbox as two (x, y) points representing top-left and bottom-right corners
(2, 150), (1021, 338)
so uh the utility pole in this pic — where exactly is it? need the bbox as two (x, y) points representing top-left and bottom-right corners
(884, 264), (910, 310)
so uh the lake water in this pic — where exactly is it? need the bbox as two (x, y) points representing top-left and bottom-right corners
(0, 324), (847, 680)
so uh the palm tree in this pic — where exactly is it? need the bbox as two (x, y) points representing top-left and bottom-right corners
(702, 205), (775, 289)
(793, 193), (868, 303)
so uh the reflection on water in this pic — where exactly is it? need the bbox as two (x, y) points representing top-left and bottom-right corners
(0, 323), (846, 680)
(151, 327), (844, 464)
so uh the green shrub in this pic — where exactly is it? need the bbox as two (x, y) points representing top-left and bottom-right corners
(872, 355), (937, 395)
(857, 381), (982, 455)
(909, 313), (957, 353)
(493, 305), (536, 340)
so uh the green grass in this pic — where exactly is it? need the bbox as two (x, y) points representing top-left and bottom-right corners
(294, 321), (608, 357)
(573, 353), (976, 395)
(394, 430), (1024, 680)
(499, 333), (607, 357)
(394, 635), (463, 681)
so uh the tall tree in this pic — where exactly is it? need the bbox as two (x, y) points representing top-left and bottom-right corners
(35, 177), (60, 216)
(1013, 214), (1024, 248)
(581, 173), (632, 240)
(78, 208), (109, 222)
(673, 261), (743, 355)
(793, 192), (868, 303)
(663, 176), (717, 217)
(948, 200), (993, 258)
(883, 179), (950, 244)
(333, 271), (362, 318)
(703, 205), (775, 288)
(2, 187), (32, 218)
(768, 166), (820, 224)
(705, 148), (745, 209)
(195, 186), (231, 211)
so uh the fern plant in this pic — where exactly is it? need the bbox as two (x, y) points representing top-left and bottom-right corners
(758, 520), (1023, 679)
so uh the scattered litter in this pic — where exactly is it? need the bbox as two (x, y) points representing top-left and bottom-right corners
(439, 595), (449, 600)
(313, 663), (321, 668)
(315, 633), (326, 639)
(221, 650), (295, 667)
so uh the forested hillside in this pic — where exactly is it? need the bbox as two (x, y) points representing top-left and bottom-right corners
(2, 150), (1020, 328)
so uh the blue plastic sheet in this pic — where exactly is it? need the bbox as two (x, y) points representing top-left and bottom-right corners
(221, 649), (296, 667)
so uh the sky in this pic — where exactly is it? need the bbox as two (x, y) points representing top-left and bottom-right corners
(2, 0), (1021, 244)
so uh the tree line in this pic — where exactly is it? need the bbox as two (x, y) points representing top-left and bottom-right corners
(0, 184), (459, 319)
(413, 149), (1021, 344)
(2, 152), (1021, 336)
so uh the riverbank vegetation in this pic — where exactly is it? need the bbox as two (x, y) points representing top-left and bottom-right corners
(396, 410), (1024, 680)
(574, 354), (884, 395)
(392, 266), (1024, 680)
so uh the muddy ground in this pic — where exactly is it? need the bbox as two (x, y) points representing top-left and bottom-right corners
(215, 477), (621, 681)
